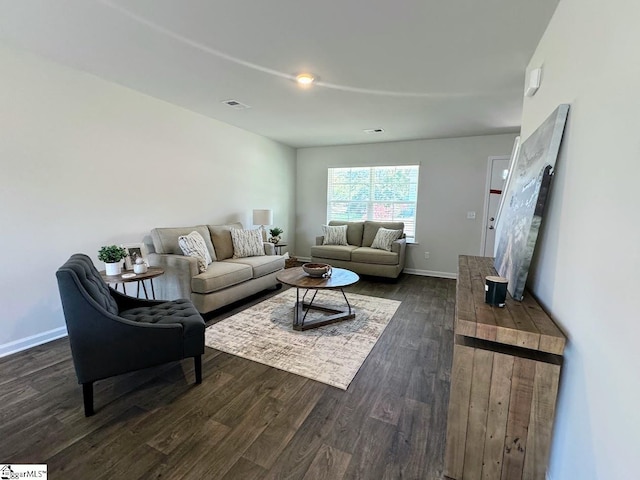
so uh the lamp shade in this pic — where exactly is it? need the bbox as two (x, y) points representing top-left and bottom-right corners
(252, 209), (273, 226)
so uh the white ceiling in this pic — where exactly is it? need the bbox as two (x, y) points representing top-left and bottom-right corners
(0, 0), (559, 148)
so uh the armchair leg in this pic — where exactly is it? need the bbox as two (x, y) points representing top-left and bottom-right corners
(82, 382), (94, 417)
(194, 355), (202, 384)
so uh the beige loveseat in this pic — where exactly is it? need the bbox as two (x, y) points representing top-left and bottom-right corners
(147, 223), (284, 314)
(310, 221), (407, 279)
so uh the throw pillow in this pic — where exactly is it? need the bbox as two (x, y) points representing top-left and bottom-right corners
(178, 231), (213, 273)
(370, 227), (402, 251)
(322, 224), (348, 246)
(231, 229), (265, 258)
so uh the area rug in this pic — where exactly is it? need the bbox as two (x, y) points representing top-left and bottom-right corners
(204, 289), (401, 389)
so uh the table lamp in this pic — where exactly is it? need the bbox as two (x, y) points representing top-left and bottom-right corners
(252, 209), (273, 241)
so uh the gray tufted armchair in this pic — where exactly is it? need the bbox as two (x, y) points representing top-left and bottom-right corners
(56, 253), (205, 416)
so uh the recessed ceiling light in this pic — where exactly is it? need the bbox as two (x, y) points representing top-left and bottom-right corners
(296, 73), (316, 86)
(221, 99), (251, 110)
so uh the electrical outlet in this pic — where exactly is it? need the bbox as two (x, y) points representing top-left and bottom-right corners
(424, 252), (430, 259)
(467, 211), (476, 220)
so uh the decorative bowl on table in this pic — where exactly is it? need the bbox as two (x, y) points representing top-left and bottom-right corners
(302, 263), (332, 278)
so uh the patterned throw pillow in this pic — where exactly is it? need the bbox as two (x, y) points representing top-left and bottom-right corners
(178, 231), (213, 273)
(231, 229), (265, 258)
(370, 227), (402, 251)
(322, 224), (348, 246)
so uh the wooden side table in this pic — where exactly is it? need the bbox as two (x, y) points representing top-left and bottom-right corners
(274, 243), (288, 255)
(100, 267), (165, 300)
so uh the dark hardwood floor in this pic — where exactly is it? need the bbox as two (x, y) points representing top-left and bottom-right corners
(0, 273), (455, 480)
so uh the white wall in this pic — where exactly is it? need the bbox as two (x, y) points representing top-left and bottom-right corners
(521, 1), (640, 478)
(295, 134), (517, 275)
(0, 43), (296, 355)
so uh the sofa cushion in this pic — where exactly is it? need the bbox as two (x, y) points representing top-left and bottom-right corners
(151, 226), (216, 260)
(120, 299), (204, 338)
(310, 244), (359, 261)
(322, 224), (348, 245)
(208, 223), (243, 261)
(225, 255), (284, 278)
(231, 229), (265, 258)
(362, 221), (405, 247)
(351, 247), (399, 265)
(178, 231), (213, 272)
(370, 227), (403, 251)
(191, 261), (252, 294)
(328, 221), (364, 246)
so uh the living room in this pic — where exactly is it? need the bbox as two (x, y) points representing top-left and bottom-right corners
(1, 0), (638, 479)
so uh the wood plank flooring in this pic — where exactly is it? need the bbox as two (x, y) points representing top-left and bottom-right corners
(0, 274), (455, 479)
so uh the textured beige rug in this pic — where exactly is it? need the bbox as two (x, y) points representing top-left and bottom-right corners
(204, 289), (400, 389)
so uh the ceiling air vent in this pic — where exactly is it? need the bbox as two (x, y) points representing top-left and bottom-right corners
(363, 128), (385, 134)
(222, 99), (251, 110)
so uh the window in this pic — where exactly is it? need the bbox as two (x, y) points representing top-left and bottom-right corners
(327, 165), (419, 240)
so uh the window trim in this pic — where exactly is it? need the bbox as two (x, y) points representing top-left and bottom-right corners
(326, 165), (419, 241)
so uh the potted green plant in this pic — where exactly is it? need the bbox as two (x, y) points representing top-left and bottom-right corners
(98, 245), (128, 276)
(268, 227), (283, 244)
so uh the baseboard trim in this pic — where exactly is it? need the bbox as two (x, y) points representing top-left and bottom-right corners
(403, 268), (457, 279)
(296, 256), (311, 263)
(0, 326), (68, 359)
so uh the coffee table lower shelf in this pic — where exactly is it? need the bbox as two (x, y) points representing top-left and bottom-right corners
(293, 288), (355, 331)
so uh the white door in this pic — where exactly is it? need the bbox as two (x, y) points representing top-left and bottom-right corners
(482, 156), (510, 256)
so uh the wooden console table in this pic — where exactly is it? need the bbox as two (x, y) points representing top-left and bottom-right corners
(445, 255), (566, 480)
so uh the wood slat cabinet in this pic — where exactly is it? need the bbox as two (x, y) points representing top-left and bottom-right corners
(445, 256), (566, 480)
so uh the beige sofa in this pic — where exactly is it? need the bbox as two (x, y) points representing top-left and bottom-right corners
(310, 221), (406, 279)
(147, 223), (284, 313)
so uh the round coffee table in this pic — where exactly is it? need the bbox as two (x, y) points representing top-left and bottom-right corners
(276, 266), (359, 331)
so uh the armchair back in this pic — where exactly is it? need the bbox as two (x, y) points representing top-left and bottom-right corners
(56, 253), (118, 316)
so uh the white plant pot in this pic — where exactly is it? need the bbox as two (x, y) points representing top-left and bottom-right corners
(105, 262), (121, 276)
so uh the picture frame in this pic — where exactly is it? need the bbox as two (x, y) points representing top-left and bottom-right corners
(494, 104), (570, 300)
(122, 243), (148, 270)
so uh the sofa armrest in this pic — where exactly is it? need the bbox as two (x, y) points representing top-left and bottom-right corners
(147, 253), (198, 300)
(391, 238), (407, 268)
(263, 242), (276, 255)
(315, 236), (325, 246)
